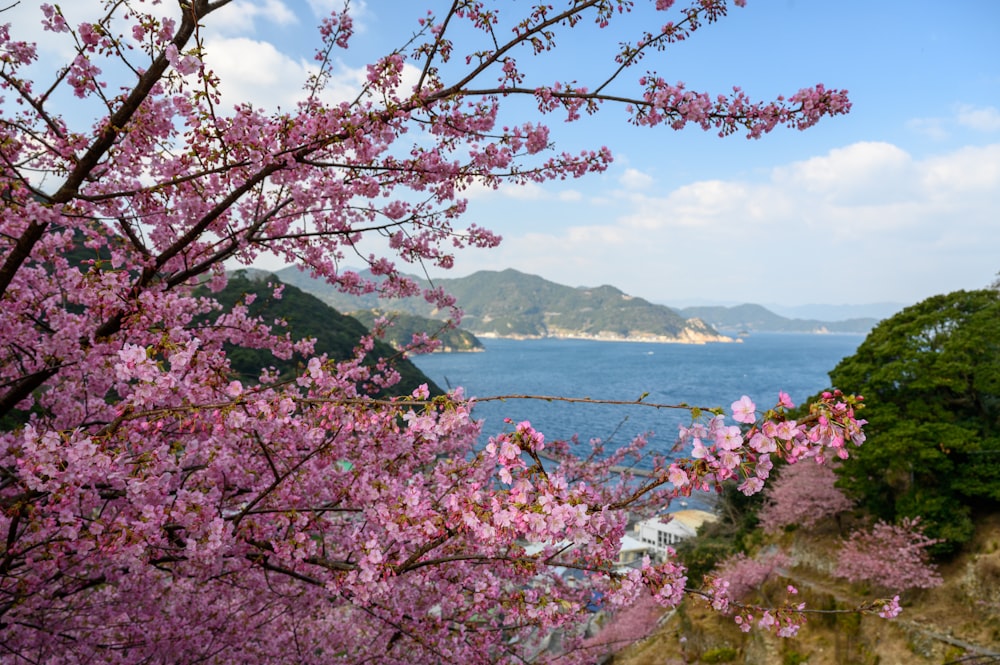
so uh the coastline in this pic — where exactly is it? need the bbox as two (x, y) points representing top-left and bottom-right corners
(472, 330), (740, 344)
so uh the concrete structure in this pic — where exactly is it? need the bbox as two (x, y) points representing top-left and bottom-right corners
(616, 534), (650, 568)
(633, 509), (717, 561)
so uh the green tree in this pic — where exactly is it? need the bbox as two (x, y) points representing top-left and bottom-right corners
(828, 290), (1000, 553)
(213, 273), (441, 396)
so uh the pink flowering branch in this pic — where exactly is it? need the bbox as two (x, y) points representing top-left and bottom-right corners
(697, 547), (901, 637)
(571, 592), (665, 661)
(691, 582), (902, 638)
(1, 343), (872, 661)
(0, 1), (864, 661)
(713, 550), (790, 602)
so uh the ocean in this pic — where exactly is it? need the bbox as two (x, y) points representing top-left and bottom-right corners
(411, 333), (864, 459)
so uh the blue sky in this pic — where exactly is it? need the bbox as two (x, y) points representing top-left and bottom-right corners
(10, 1), (1000, 307)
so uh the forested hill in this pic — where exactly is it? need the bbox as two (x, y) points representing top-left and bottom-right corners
(276, 267), (733, 343)
(349, 310), (484, 353)
(677, 303), (879, 334)
(215, 272), (441, 396)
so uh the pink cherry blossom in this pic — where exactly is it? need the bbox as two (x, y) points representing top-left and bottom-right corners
(837, 519), (943, 592)
(759, 461), (854, 533)
(878, 595), (903, 619)
(0, 2), (870, 662)
(731, 395), (756, 423)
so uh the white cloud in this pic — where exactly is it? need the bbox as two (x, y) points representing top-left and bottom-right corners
(203, 37), (314, 111)
(906, 105), (1000, 141)
(619, 168), (655, 190)
(921, 144), (1000, 193)
(202, 37), (370, 111)
(496, 182), (549, 201)
(462, 141), (1000, 305)
(955, 104), (1000, 133)
(907, 117), (950, 140)
(565, 226), (628, 245)
(484, 182), (584, 203)
(618, 180), (756, 231)
(772, 142), (918, 205)
(211, 0), (299, 36)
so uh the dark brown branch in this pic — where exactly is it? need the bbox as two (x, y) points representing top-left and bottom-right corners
(0, 2), (232, 417)
(416, 2), (460, 92)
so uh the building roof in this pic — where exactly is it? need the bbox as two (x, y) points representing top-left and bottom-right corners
(618, 534), (649, 553)
(634, 508), (719, 539)
(669, 509), (718, 531)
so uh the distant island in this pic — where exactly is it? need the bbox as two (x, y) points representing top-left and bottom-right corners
(274, 267), (734, 345)
(236, 266), (887, 348)
(676, 303), (880, 334)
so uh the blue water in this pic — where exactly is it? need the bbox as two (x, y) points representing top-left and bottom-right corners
(411, 333), (863, 458)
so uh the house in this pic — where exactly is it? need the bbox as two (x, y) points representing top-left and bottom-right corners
(633, 509), (717, 561)
(616, 534), (650, 568)
(524, 537), (652, 574)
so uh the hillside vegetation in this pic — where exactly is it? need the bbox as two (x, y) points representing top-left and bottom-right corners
(278, 267), (732, 343)
(214, 273), (441, 396)
(617, 511), (1000, 665)
(349, 310), (484, 352)
(828, 289), (1000, 553)
(603, 288), (1000, 664)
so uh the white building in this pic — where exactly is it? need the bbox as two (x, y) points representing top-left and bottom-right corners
(633, 509), (717, 561)
(616, 534), (650, 568)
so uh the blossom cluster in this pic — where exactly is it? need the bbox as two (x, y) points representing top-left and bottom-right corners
(670, 390), (866, 497)
(712, 550), (791, 602)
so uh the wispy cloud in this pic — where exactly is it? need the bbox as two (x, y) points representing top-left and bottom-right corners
(907, 104), (1000, 140)
(955, 104), (1000, 132)
(619, 168), (655, 190)
(460, 142), (1000, 304)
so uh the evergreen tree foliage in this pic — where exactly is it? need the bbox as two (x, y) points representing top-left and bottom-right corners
(828, 289), (1000, 553)
(214, 273), (441, 396)
(349, 309), (483, 353)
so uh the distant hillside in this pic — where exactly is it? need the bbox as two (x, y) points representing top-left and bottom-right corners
(216, 272), (441, 395)
(677, 303), (878, 334)
(764, 302), (907, 321)
(277, 267), (734, 344)
(349, 310), (483, 353)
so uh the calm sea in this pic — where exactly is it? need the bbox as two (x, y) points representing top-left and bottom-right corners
(411, 333), (863, 459)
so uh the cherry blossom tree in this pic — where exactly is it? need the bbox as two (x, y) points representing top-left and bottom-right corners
(712, 549), (790, 602)
(1, 1), (866, 662)
(836, 518), (944, 593)
(571, 592), (666, 663)
(758, 460), (854, 534)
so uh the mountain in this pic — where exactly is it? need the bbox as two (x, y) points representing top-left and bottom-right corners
(276, 267), (734, 344)
(676, 303), (878, 334)
(271, 266), (885, 336)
